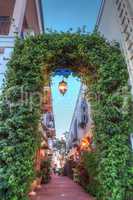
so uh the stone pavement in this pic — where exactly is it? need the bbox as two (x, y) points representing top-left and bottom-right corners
(30, 175), (94, 200)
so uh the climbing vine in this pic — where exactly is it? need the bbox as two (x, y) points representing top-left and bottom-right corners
(0, 32), (132, 200)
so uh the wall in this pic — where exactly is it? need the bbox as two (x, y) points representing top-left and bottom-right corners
(67, 85), (92, 149)
(97, 0), (133, 93)
(97, 0), (122, 43)
(0, 0), (16, 35)
(24, 0), (40, 34)
(0, 0), (43, 90)
(96, 0), (133, 149)
(0, 36), (15, 91)
(0, 0), (15, 17)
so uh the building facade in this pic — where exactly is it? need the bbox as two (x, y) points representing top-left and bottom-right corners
(67, 85), (92, 150)
(96, 0), (133, 149)
(0, 0), (44, 91)
(41, 86), (56, 151)
(0, 0), (44, 36)
(96, 0), (133, 93)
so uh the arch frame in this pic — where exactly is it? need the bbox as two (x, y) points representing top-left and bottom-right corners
(0, 32), (132, 200)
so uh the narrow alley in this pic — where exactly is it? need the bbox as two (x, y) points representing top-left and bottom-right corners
(30, 175), (94, 200)
(0, 1), (133, 200)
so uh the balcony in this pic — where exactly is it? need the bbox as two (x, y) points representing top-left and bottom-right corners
(41, 112), (56, 138)
(0, 16), (11, 35)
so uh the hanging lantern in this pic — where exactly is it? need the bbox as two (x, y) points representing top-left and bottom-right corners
(58, 80), (68, 95)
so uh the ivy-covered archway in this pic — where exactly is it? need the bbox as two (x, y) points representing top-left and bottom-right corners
(0, 33), (132, 200)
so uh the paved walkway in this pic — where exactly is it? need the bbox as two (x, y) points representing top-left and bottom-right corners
(30, 175), (94, 200)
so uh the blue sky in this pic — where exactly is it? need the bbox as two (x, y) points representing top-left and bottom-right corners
(42, 0), (101, 138)
(42, 0), (101, 32)
(51, 75), (81, 138)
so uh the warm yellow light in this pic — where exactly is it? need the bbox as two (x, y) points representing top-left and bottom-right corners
(81, 137), (90, 149)
(58, 80), (68, 95)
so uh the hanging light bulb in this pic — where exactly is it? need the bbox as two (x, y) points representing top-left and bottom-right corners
(58, 80), (68, 95)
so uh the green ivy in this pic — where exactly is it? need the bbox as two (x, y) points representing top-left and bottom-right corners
(0, 32), (132, 200)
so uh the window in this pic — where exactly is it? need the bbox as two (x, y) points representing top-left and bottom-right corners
(117, 2), (122, 11)
(121, 16), (126, 25)
(81, 99), (87, 112)
(123, 3), (125, 8)
(74, 119), (78, 138)
(127, 42), (133, 50)
(130, 134), (133, 150)
(116, 0), (119, 5)
(123, 24), (128, 33)
(0, 16), (10, 21)
(119, 9), (124, 18)
(124, 31), (130, 41)
(0, 16), (10, 35)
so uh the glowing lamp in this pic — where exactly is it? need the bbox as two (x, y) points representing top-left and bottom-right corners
(40, 149), (45, 157)
(58, 80), (68, 95)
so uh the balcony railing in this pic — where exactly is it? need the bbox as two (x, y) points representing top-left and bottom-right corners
(0, 16), (11, 35)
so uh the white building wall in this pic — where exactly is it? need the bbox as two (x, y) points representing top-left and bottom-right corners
(96, 0), (133, 150)
(0, 0), (44, 91)
(0, 36), (15, 91)
(9, 0), (27, 36)
(97, 0), (133, 94)
(97, 0), (122, 42)
(67, 85), (92, 149)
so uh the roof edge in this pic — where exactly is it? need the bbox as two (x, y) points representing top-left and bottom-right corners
(96, 0), (106, 28)
(37, 0), (45, 33)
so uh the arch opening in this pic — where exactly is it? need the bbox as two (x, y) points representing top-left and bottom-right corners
(0, 33), (132, 200)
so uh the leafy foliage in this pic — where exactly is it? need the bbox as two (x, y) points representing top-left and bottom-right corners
(41, 159), (51, 184)
(53, 138), (66, 155)
(0, 32), (132, 200)
(78, 152), (99, 197)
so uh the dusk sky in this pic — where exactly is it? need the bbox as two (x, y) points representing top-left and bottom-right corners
(42, 0), (101, 138)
